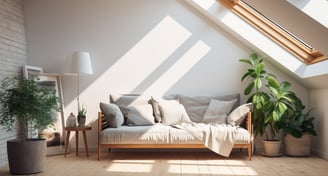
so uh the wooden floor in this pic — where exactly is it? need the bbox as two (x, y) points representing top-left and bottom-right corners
(1, 150), (328, 176)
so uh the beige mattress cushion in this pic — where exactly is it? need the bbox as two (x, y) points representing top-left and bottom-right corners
(100, 124), (250, 145)
(169, 126), (202, 144)
(169, 126), (250, 144)
(100, 123), (170, 144)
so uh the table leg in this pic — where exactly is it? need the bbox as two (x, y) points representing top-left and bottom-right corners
(76, 130), (79, 156)
(83, 131), (89, 157)
(64, 130), (71, 157)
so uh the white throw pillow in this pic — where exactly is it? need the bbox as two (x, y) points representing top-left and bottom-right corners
(202, 99), (237, 123)
(158, 102), (191, 126)
(227, 103), (253, 126)
(150, 96), (180, 123)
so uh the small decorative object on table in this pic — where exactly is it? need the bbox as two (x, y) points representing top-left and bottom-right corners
(78, 105), (87, 126)
(66, 112), (77, 127)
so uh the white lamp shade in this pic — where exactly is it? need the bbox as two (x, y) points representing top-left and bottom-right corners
(66, 51), (93, 75)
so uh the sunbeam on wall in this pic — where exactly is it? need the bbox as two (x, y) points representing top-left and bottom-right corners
(143, 40), (210, 95)
(64, 15), (204, 123)
(101, 16), (192, 94)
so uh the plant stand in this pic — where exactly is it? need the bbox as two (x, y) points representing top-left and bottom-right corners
(7, 139), (46, 174)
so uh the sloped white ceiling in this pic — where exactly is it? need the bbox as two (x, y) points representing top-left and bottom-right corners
(186, 0), (328, 89)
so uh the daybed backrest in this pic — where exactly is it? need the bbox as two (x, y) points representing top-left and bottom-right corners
(103, 94), (241, 127)
(110, 94), (151, 106)
(177, 94), (240, 123)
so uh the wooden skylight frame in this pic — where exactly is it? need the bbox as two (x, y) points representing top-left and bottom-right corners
(219, 0), (327, 65)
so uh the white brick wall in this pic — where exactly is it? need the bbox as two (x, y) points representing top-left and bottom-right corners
(0, 0), (27, 167)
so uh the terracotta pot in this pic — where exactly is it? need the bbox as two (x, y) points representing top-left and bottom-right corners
(7, 138), (46, 174)
(263, 140), (282, 157)
(284, 133), (312, 156)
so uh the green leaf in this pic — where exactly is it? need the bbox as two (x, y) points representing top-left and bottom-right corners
(254, 78), (262, 89)
(239, 59), (251, 65)
(244, 82), (255, 95)
(255, 63), (265, 75)
(278, 102), (287, 114)
(273, 112), (280, 122)
(280, 81), (291, 92)
(241, 72), (251, 81)
(268, 84), (279, 96)
(250, 53), (258, 65)
(267, 76), (280, 89)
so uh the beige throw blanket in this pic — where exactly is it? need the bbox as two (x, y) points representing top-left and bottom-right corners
(174, 122), (237, 157)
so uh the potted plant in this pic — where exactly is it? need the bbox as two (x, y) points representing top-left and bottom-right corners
(240, 53), (270, 139)
(283, 96), (317, 156)
(240, 53), (296, 156)
(77, 105), (87, 126)
(0, 76), (58, 174)
(261, 77), (296, 156)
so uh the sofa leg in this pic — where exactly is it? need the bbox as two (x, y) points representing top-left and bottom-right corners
(247, 146), (251, 161)
(108, 148), (112, 152)
(98, 146), (101, 161)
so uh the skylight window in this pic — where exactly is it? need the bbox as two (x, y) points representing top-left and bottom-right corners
(287, 0), (328, 29)
(219, 0), (327, 65)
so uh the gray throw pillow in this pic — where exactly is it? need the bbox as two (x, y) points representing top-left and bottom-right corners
(202, 99), (237, 124)
(227, 103), (253, 126)
(150, 97), (161, 123)
(99, 102), (124, 128)
(120, 104), (155, 126)
(177, 94), (239, 123)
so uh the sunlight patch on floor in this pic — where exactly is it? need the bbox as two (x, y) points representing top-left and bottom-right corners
(106, 161), (155, 173)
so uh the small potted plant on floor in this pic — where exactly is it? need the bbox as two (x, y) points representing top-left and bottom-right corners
(0, 76), (59, 174)
(283, 96), (317, 156)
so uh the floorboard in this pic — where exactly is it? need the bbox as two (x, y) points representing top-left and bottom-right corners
(0, 150), (327, 176)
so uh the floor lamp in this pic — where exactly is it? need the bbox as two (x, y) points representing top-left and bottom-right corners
(66, 51), (93, 112)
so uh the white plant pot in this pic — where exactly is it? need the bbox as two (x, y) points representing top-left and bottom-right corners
(263, 140), (282, 157)
(284, 133), (312, 156)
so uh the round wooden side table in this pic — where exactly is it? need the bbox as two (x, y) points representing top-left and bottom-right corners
(64, 126), (92, 157)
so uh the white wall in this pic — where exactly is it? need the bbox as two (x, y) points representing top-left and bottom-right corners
(310, 89), (328, 159)
(24, 0), (309, 151)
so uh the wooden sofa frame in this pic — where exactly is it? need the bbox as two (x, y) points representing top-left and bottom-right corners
(98, 111), (252, 160)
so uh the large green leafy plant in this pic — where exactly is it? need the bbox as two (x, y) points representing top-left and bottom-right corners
(283, 96), (317, 138)
(240, 53), (297, 140)
(262, 77), (296, 140)
(0, 76), (59, 139)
